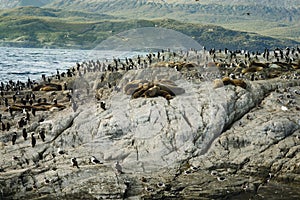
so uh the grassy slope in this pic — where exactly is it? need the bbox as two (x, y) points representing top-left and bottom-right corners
(46, 0), (300, 43)
(0, 6), (299, 50)
(1, 0), (300, 43)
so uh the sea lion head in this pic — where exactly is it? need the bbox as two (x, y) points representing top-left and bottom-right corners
(145, 85), (160, 97)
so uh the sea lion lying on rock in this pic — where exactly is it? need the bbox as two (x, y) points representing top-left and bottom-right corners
(241, 66), (264, 74)
(214, 77), (247, 89)
(124, 80), (150, 95)
(32, 83), (62, 91)
(152, 62), (197, 71)
(124, 79), (185, 100)
(5, 103), (66, 112)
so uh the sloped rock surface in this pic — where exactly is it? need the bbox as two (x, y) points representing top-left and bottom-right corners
(1, 67), (300, 199)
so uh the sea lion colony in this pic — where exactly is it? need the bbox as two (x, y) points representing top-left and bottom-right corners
(124, 79), (185, 100)
(0, 46), (299, 169)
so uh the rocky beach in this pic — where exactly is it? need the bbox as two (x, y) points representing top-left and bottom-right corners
(0, 47), (300, 199)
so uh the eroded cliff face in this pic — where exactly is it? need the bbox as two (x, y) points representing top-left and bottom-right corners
(1, 66), (300, 199)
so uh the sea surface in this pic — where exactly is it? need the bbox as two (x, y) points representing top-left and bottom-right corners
(0, 47), (143, 83)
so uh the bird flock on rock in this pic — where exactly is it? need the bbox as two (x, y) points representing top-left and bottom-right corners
(0, 46), (299, 174)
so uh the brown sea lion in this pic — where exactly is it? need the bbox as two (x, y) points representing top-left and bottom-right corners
(156, 81), (185, 95)
(40, 86), (58, 91)
(125, 79), (185, 100)
(219, 77), (247, 89)
(32, 83), (62, 91)
(144, 85), (160, 98)
(183, 63), (197, 69)
(231, 79), (247, 89)
(249, 61), (269, 68)
(221, 77), (232, 85)
(152, 62), (169, 68)
(242, 66), (264, 74)
(131, 83), (151, 99)
(124, 80), (149, 95)
(158, 89), (173, 100)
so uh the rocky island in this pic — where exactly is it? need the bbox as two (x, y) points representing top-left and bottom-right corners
(0, 47), (300, 199)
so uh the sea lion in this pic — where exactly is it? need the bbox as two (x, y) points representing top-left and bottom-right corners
(183, 63), (197, 69)
(131, 83), (152, 99)
(219, 77), (247, 89)
(144, 85), (160, 98)
(158, 89), (173, 100)
(156, 83), (185, 96)
(242, 66), (264, 74)
(32, 83), (62, 91)
(249, 61), (269, 68)
(221, 77), (232, 85)
(125, 79), (185, 100)
(39, 86), (58, 91)
(124, 80), (149, 95)
(231, 79), (247, 89)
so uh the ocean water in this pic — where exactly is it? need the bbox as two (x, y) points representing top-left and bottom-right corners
(0, 47), (143, 83)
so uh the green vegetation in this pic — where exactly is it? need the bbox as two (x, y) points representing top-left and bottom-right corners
(45, 0), (300, 43)
(0, 6), (299, 50)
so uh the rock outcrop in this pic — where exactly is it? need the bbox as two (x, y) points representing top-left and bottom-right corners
(1, 55), (300, 199)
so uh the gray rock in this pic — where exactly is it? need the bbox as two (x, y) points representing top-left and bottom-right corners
(1, 67), (300, 199)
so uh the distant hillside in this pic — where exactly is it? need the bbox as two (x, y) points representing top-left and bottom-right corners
(183, 0), (300, 8)
(0, 6), (118, 20)
(45, 0), (300, 23)
(0, 0), (299, 43)
(0, 7), (298, 50)
(0, 0), (53, 9)
(45, 0), (300, 42)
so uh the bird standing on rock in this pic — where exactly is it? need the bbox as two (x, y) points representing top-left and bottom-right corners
(22, 128), (27, 140)
(31, 133), (36, 147)
(1, 122), (5, 131)
(114, 161), (123, 174)
(57, 147), (66, 155)
(31, 108), (36, 117)
(12, 95), (16, 103)
(100, 101), (106, 110)
(12, 132), (17, 145)
(71, 100), (77, 112)
(71, 157), (79, 168)
(6, 122), (10, 131)
(90, 156), (103, 164)
(39, 129), (46, 142)
(8, 106), (13, 116)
